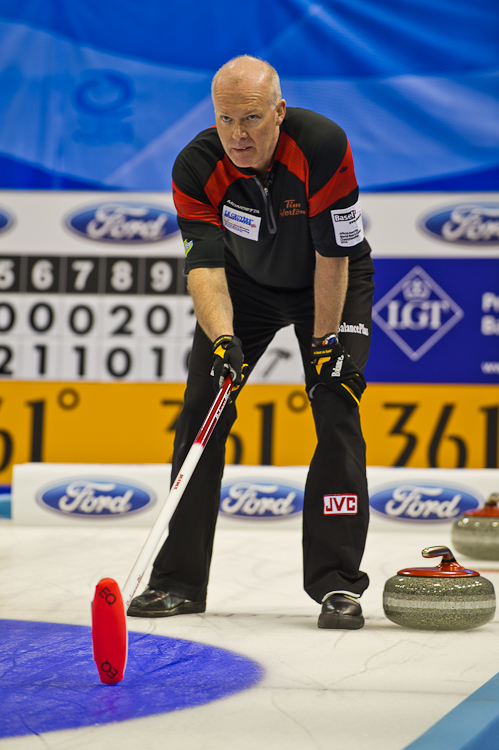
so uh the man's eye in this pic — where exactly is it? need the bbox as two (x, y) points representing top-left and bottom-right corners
(247, 115), (258, 121)
(221, 116), (231, 123)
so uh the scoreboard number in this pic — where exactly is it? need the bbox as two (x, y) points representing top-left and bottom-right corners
(0, 259), (17, 291)
(71, 260), (96, 292)
(0, 255), (190, 382)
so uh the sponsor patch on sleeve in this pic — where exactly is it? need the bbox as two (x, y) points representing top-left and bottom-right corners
(222, 206), (261, 241)
(324, 494), (358, 515)
(331, 200), (364, 247)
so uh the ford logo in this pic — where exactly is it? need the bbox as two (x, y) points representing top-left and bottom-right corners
(0, 483), (11, 520)
(0, 206), (14, 235)
(370, 483), (481, 523)
(220, 479), (304, 519)
(419, 203), (499, 245)
(65, 202), (178, 243)
(36, 478), (157, 518)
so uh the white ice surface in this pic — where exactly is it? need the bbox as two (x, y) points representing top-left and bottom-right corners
(1, 517), (499, 750)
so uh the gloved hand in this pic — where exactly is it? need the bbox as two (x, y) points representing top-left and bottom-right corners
(211, 335), (245, 392)
(306, 332), (366, 407)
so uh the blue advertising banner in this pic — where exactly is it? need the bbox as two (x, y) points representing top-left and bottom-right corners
(366, 259), (499, 384)
(0, 0), (498, 192)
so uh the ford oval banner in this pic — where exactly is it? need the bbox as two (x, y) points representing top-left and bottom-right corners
(370, 482), (481, 523)
(36, 477), (157, 518)
(220, 479), (304, 520)
(65, 202), (179, 243)
(419, 203), (499, 246)
(0, 206), (14, 234)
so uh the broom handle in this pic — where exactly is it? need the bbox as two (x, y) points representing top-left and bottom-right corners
(121, 375), (232, 609)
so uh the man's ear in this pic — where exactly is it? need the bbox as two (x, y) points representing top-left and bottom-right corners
(276, 99), (286, 125)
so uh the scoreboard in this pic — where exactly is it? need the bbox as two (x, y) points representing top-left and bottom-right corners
(0, 193), (201, 385)
(0, 254), (194, 382)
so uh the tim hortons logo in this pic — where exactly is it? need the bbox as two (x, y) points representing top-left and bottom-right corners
(279, 199), (306, 217)
(324, 495), (358, 515)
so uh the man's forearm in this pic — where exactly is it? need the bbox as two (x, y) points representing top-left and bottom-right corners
(313, 254), (349, 338)
(187, 267), (234, 341)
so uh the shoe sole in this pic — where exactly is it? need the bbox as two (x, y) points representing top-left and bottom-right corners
(317, 613), (365, 630)
(127, 601), (206, 618)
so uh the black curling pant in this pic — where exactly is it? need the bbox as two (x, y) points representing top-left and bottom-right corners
(149, 248), (375, 604)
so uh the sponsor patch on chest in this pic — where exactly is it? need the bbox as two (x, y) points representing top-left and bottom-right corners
(223, 205), (261, 241)
(331, 200), (364, 247)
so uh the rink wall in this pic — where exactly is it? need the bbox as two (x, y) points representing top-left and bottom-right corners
(10, 462), (499, 530)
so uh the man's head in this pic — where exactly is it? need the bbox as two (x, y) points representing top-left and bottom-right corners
(211, 56), (286, 175)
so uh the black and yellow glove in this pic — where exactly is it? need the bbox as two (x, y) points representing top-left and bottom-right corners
(211, 335), (246, 392)
(306, 332), (366, 407)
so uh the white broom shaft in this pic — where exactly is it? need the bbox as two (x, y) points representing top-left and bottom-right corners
(121, 444), (203, 609)
(122, 376), (232, 609)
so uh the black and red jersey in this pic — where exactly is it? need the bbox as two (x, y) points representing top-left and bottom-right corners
(172, 107), (370, 289)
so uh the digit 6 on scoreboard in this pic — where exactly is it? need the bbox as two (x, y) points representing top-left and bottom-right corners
(27, 257), (59, 293)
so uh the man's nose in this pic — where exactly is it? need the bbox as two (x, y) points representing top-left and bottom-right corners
(232, 121), (247, 140)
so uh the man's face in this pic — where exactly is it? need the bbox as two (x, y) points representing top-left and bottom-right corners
(213, 82), (286, 175)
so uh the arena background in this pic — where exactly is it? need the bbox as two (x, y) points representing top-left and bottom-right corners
(0, 0), (497, 483)
(1, 3), (499, 750)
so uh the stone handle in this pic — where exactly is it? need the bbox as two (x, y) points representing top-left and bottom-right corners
(422, 546), (457, 563)
(486, 493), (499, 507)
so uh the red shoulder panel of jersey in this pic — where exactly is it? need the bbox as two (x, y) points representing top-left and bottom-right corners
(274, 132), (309, 198)
(308, 140), (358, 218)
(204, 155), (253, 208)
(172, 180), (222, 227)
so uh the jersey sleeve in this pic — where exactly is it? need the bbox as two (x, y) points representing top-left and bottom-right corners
(307, 123), (365, 258)
(172, 147), (226, 272)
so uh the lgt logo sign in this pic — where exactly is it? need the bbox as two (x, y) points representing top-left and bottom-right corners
(324, 495), (358, 515)
(372, 266), (464, 361)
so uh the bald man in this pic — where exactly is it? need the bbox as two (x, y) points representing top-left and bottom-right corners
(129, 56), (375, 630)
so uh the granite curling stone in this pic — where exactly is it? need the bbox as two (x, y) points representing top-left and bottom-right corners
(452, 493), (499, 560)
(383, 545), (496, 630)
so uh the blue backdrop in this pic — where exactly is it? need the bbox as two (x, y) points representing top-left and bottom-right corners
(0, 0), (498, 191)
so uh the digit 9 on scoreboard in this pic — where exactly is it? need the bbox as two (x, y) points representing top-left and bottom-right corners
(144, 258), (176, 295)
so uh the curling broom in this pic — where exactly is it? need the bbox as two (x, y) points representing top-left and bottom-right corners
(91, 375), (232, 684)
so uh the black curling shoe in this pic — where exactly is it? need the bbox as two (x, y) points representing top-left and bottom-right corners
(127, 588), (206, 618)
(318, 594), (364, 630)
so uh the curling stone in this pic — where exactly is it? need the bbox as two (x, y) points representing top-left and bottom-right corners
(452, 493), (499, 560)
(383, 545), (496, 630)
